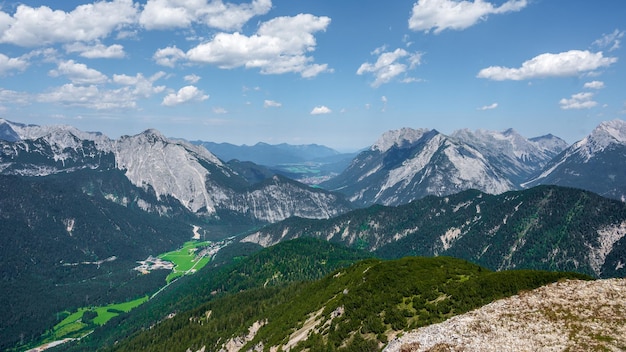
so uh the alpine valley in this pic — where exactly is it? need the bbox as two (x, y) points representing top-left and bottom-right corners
(1, 118), (626, 351)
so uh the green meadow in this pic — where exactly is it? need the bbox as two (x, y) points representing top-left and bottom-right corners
(42, 295), (149, 343)
(159, 240), (211, 283)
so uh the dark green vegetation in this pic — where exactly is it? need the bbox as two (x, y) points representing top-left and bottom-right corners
(248, 186), (626, 278)
(57, 238), (372, 351)
(111, 255), (589, 352)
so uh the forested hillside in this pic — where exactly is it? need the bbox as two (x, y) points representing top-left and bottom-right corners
(242, 185), (626, 278)
(110, 255), (589, 352)
(58, 239), (372, 352)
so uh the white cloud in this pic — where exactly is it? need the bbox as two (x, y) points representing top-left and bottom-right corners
(409, 0), (528, 34)
(49, 60), (108, 85)
(264, 100), (281, 108)
(65, 42), (126, 59)
(0, 0), (138, 46)
(139, 0), (271, 31)
(213, 106), (228, 114)
(357, 48), (423, 87)
(477, 50), (617, 81)
(185, 14), (332, 77)
(478, 102), (498, 110)
(38, 83), (138, 110)
(162, 85), (209, 106)
(0, 88), (29, 106)
(593, 29), (624, 52)
(0, 53), (29, 75)
(113, 71), (167, 97)
(584, 81), (605, 90)
(153, 46), (187, 68)
(184, 74), (201, 83)
(36, 71), (167, 110)
(310, 105), (331, 115)
(559, 92), (597, 110)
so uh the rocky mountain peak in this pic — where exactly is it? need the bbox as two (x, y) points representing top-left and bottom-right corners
(587, 119), (626, 147)
(371, 127), (433, 153)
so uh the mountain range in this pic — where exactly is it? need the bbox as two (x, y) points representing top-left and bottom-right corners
(1, 118), (626, 351)
(321, 120), (626, 206)
(0, 119), (351, 223)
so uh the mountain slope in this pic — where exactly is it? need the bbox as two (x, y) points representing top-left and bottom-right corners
(320, 128), (514, 207)
(110, 256), (588, 352)
(241, 185), (626, 278)
(524, 119), (626, 201)
(385, 278), (626, 352)
(0, 170), (194, 351)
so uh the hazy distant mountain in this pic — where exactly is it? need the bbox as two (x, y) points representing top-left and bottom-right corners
(320, 128), (514, 206)
(194, 140), (359, 185)
(193, 141), (342, 165)
(523, 119), (626, 201)
(0, 119), (352, 223)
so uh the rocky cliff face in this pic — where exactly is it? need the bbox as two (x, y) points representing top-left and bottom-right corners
(384, 278), (626, 352)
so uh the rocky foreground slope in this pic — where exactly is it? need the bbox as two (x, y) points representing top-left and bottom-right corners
(385, 278), (626, 352)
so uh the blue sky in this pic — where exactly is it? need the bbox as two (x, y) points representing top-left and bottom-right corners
(0, 0), (624, 151)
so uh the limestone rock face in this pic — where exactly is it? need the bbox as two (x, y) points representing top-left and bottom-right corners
(384, 279), (626, 352)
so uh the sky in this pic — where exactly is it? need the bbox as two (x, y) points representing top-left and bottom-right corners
(0, 0), (624, 151)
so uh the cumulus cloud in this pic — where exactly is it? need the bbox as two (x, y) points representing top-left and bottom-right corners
(183, 14), (332, 77)
(593, 29), (624, 52)
(559, 92), (597, 110)
(310, 105), (331, 115)
(139, 0), (271, 31)
(0, 88), (29, 106)
(477, 50), (617, 81)
(264, 100), (281, 108)
(65, 42), (126, 59)
(0, 53), (29, 75)
(48, 60), (108, 85)
(153, 46), (186, 68)
(162, 85), (209, 106)
(184, 74), (201, 83)
(0, 0), (138, 46)
(38, 71), (167, 110)
(113, 71), (167, 97)
(38, 83), (138, 110)
(409, 0), (528, 34)
(357, 48), (423, 87)
(478, 102), (498, 110)
(584, 81), (605, 89)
